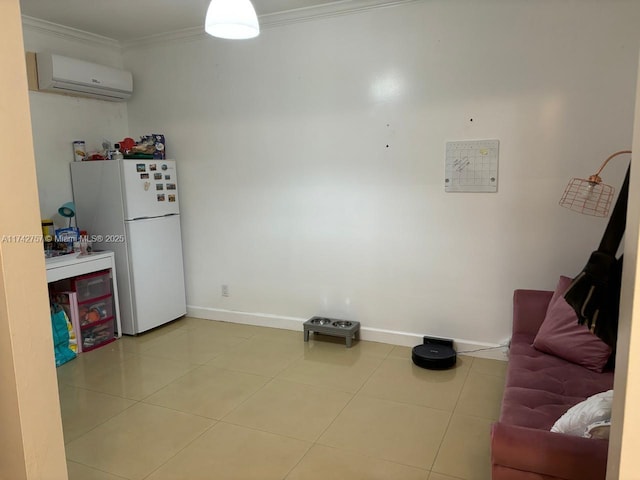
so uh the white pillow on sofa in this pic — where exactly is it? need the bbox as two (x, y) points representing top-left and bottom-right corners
(551, 390), (613, 436)
(584, 419), (611, 439)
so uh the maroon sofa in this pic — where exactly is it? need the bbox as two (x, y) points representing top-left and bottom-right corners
(491, 289), (614, 480)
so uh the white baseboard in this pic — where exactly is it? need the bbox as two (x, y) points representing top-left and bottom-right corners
(186, 305), (508, 361)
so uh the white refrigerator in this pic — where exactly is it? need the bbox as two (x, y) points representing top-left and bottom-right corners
(70, 159), (186, 334)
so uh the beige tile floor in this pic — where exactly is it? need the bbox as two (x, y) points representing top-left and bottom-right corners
(58, 317), (506, 480)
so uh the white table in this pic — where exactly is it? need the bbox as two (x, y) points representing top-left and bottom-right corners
(46, 251), (122, 338)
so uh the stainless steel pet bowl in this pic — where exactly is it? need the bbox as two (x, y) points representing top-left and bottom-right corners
(310, 317), (332, 326)
(332, 321), (353, 328)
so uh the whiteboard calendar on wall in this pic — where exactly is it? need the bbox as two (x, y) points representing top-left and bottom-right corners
(445, 139), (499, 193)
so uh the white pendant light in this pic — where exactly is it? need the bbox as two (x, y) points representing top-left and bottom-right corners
(205, 0), (260, 40)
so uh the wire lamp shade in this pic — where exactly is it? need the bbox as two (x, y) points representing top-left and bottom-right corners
(559, 150), (632, 217)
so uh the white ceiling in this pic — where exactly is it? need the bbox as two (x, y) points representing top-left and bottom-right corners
(19, 0), (341, 41)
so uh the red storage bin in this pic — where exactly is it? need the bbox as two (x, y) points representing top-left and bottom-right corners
(50, 270), (116, 352)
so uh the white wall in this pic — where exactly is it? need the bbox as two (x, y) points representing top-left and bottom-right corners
(22, 20), (129, 227)
(123, 0), (640, 348)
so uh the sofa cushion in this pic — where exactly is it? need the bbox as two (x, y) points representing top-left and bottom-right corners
(507, 340), (613, 398)
(501, 340), (614, 430)
(533, 276), (612, 372)
(500, 386), (586, 430)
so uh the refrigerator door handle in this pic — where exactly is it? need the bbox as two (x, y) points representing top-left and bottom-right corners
(130, 216), (151, 221)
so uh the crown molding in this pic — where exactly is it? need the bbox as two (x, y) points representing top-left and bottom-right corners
(260, 0), (420, 28)
(120, 26), (206, 50)
(122, 0), (420, 50)
(21, 15), (120, 50)
(22, 0), (420, 52)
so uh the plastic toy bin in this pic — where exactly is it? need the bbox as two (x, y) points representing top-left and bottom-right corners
(53, 270), (112, 302)
(74, 271), (111, 301)
(78, 294), (113, 326)
(81, 317), (115, 351)
(50, 270), (116, 353)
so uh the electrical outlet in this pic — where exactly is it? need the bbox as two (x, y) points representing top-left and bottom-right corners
(221, 284), (229, 297)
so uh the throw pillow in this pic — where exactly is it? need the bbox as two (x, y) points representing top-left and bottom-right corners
(533, 276), (612, 372)
(551, 390), (613, 436)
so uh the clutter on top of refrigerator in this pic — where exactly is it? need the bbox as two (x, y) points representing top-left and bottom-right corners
(73, 135), (167, 162)
(117, 134), (166, 159)
(72, 140), (85, 162)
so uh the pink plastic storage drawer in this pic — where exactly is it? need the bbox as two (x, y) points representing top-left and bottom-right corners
(81, 317), (115, 351)
(78, 294), (113, 327)
(74, 271), (111, 302)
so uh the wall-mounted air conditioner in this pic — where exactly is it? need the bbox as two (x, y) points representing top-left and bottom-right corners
(36, 53), (133, 102)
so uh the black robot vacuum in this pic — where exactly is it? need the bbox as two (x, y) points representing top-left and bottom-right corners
(412, 336), (457, 370)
